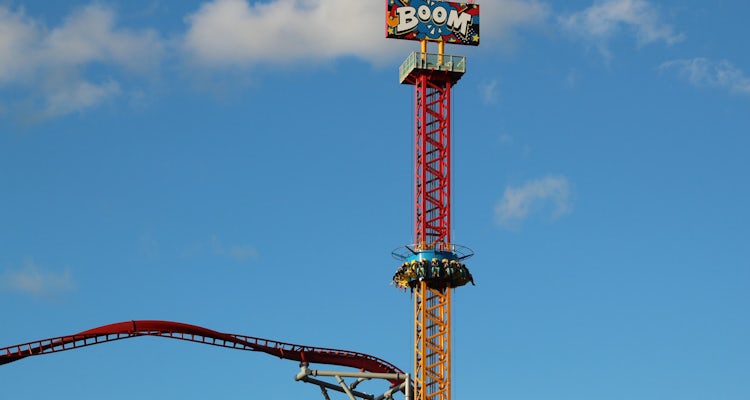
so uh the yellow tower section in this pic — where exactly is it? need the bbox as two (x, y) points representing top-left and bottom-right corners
(415, 283), (452, 400)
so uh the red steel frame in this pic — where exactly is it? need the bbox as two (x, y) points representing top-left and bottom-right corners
(0, 320), (405, 386)
(411, 69), (457, 400)
(414, 74), (453, 251)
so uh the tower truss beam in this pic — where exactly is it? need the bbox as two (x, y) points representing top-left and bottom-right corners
(394, 49), (472, 400)
(414, 75), (452, 251)
(414, 282), (451, 400)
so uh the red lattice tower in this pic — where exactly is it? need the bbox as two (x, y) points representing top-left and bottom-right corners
(387, 3), (480, 400)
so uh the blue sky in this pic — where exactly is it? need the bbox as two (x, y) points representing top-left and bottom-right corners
(1, 0), (748, 399)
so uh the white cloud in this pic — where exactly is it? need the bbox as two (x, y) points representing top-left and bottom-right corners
(479, 79), (499, 104)
(498, 133), (514, 145)
(659, 58), (750, 95)
(1, 259), (76, 297)
(559, 0), (682, 59)
(0, 4), (162, 119)
(43, 5), (162, 72)
(42, 79), (121, 118)
(565, 68), (579, 88)
(0, 7), (38, 83)
(183, 0), (400, 67)
(227, 245), (259, 262)
(211, 235), (259, 262)
(495, 175), (572, 227)
(480, 0), (551, 40)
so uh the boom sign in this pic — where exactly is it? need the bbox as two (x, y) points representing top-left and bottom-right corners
(386, 0), (480, 46)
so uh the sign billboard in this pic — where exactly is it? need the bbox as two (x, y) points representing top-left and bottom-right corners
(386, 1), (480, 46)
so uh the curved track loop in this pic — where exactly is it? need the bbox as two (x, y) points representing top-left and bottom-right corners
(0, 320), (404, 385)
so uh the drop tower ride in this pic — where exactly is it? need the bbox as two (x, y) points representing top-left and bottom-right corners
(387, 3), (480, 400)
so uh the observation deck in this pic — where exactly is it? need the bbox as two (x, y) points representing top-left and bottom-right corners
(399, 51), (466, 85)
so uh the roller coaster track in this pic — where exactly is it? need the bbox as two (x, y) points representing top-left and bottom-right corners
(0, 320), (405, 387)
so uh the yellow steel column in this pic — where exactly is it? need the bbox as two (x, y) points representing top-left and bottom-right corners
(420, 40), (428, 67)
(415, 281), (451, 400)
(445, 288), (452, 399)
(414, 281), (427, 400)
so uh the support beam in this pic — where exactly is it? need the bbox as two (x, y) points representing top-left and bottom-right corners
(296, 364), (411, 400)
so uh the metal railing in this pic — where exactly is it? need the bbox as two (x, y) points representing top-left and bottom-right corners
(399, 52), (466, 82)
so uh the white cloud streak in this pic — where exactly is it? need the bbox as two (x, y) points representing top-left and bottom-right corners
(43, 6), (162, 72)
(43, 80), (122, 118)
(559, 0), (682, 59)
(659, 58), (750, 95)
(211, 235), (259, 263)
(479, 79), (499, 104)
(480, 0), (550, 40)
(0, 4), (162, 118)
(182, 0), (398, 67)
(1, 259), (76, 297)
(495, 176), (572, 227)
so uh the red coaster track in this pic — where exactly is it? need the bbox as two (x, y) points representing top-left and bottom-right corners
(0, 320), (404, 386)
